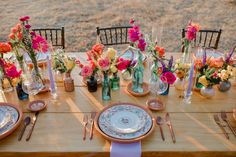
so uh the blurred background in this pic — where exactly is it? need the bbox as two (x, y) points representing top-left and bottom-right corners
(0, 0), (235, 52)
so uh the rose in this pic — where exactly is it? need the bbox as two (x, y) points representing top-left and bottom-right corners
(209, 58), (224, 68)
(107, 48), (117, 60)
(186, 22), (200, 41)
(5, 64), (22, 79)
(198, 75), (209, 87)
(17, 32), (23, 40)
(98, 57), (110, 71)
(117, 58), (130, 71)
(0, 42), (12, 53)
(80, 65), (93, 78)
(160, 71), (176, 84)
(9, 33), (15, 40)
(92, 44), (104, 55)
(11, 27), (18, 33)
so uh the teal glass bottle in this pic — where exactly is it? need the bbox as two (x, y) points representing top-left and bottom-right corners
(110, 72), (120, 90)
(132, 51), (144, 93)
(102, 72), (111, 100)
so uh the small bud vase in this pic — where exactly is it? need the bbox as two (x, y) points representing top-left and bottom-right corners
(110, 73), (120, 90)
(87, 76), (97, 92)
(102, 72), (111, 100)
(218, 81), (231, 92)
(200, 86), (215, 98)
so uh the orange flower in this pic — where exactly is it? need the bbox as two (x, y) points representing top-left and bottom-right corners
(11, 27), (18, 33)
(155, 46), (165, 58)
(176, 70), (185, 79)
(17, 32), (23, 40)
(9, 33), (15, 40)
(16, 23), (22, 31)
(157, 67), (163, 75)
(209, 58), (224, 68)
(92, 43), (104, 55)
(0, 42), (12, 53)
(194, 59), (203, 69)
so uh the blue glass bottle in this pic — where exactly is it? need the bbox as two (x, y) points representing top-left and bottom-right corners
(16, 83), (29, 100)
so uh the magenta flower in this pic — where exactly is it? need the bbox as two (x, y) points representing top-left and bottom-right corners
(186, 22), (200, 41)
(128, 27), (140, 42)
(25, 24), (31, 29)
(19, 16), (30, 22)
(30, 32), (36, 37)
(129, 18), (135, 24)
(32, 35), (49, 53)
(160, 71), (176, 85)
(138, 38), (146, 51)
(24, 16), (30, 21)
(5, 64), (22, 79)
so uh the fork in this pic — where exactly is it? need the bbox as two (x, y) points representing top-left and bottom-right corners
(83, 114), (88, 141)
(89, 112), (97, 140)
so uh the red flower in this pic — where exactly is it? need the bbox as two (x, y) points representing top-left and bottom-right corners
(19, 16), (30, 22)
(0, 42), (12, 53)
(129, 18), (135, 24)
(25, 24), (31, 29)
(186, 21), (200, 41)
(117, 58), (130, 71)
(9, 33), (15, 40)
(17, 32), (23, 40)
(137, 38), (146, 52)
(160, 71), (176, 84)
(11, 27), (18, 33)
(128, 27), (140, 42)
(4, 63), (22, 79)
(155, 46), (165, 58)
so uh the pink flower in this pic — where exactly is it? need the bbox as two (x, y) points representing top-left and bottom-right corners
(32, 35), (49, 53)
(80, 65), (93, 78)
(117, 58), (131, 71)
(5, 64), (22, 79)
(128, 27), (140, 42)
(98, 57), (110, 71)
(30, 32), (36, 37)
(186, 21), (200, 41)
(160, 71), (176, 84)
(137, 38), (146, 51)
(209, 58), (224, 68)
(129, 18), (135, 24)
(25, 24), (31, 29)
(19, 16), (30, 22)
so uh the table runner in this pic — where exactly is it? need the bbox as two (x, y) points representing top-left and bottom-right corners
(110, 141), (141, 157)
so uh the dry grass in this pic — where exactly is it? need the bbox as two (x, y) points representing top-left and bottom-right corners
(0, 0), (235, 52)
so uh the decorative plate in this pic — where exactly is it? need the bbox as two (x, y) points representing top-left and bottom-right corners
(118, 48), (147, 62)
(127, 82), (150, 97)
(0, 103), (23, 140)
(233, 109), (236, 121)
(95, 103), (155, 143)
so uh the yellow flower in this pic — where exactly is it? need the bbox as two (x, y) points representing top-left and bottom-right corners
(198, 76), (209, 87)
(107, 48), (117, 60)
(64, 57), (75, 71)
(110, 65), (118, 73)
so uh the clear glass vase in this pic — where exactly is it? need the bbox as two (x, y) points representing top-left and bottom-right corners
(200, 86), (215, 98)
(102, 72), (111, 101)
(218, 81), (231, 92)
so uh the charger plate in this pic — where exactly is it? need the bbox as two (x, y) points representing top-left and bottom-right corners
(0, 103), (23, 140)
(95, 102), (155, 143)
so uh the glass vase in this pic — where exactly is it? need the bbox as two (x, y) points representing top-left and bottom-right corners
(174, 78), (185, 90)
(102, 72), (111, 100)
(200, 86), (215, 98)
(121, 69), (132, 81)
(132, 51), (144, 93)
(1, 77), (14, 92)
(87, 76), (97, 92)
(160, 84), (170, 95)
(110, 73), (120, 90)
(64, 72), (74, 92)
(218, 81), (231, 92)
(16, 82), (29, 100)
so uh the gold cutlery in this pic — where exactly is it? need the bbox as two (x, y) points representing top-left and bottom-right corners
(26, 112), (39, 141)
(18, 116), (31, 141)
(213, 114), (229, 139)
(83, 114), (88, 141)
(165, 113), (176, 143)
(89, 112), (96, 140)
(221, 111), (236, 137)
(156, 116), (165, 141)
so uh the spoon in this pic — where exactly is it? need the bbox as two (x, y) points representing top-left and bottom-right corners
(156, 116), (165, 141)
(18, 116), (31, 141)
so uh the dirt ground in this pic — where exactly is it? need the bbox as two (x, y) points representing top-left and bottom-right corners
(0, 0), (235, 52)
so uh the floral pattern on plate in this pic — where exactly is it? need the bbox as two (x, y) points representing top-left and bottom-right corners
(98, 104), (152, 139)
(0, 106), (19, 135)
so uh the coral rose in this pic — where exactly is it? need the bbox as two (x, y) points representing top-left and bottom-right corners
(92, 44), (104, 55)
(80, 65), (93, 78)
(98, 57), (110, 71)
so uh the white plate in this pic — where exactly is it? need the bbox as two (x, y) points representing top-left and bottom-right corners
(0, 110), (11, 129)
(98, 103), (153, 139)
(0, 105), (19, 135)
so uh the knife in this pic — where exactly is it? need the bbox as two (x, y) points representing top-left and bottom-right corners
(213, 114), (229, 139)
(165, 112), (176, 143)
(220, 111), (236, 137)
(26, 112), (39, 141)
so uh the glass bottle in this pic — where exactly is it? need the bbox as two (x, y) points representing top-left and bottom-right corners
(87, 75), (97, 92)
(64, 72), (74, 92)
(132, 51), (144, 93)
(110, 72), (120, 90)
(102, 72), (111, 100)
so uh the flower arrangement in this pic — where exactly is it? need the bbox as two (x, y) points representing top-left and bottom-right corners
(198, 65), (221, 87)
(174, 60), (191, 79)
(52, 49), (76, 74)
(19, 16), (49, 80)
(218, 66), (234, 81)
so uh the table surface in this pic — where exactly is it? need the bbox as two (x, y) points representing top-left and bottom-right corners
(0, 52), (236, 157)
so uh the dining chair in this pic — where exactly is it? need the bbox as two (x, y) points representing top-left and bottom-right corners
(96, 26), (132, 46)
(181, 29), (222, 52)
(32, 27), (65, 49)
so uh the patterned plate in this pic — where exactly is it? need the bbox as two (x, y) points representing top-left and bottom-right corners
(0, 103), (23, 140)
(95, 103), (155, 143)
(118, 47), (147, 62)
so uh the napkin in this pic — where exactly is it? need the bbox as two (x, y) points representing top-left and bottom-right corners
(110, 141), (141, 157)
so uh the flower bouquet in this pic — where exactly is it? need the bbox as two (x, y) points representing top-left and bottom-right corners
(128, 19), (147, 94)
(52, 49), (76, 92)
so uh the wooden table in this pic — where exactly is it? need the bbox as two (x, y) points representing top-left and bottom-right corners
(0, 52), (236, 157)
